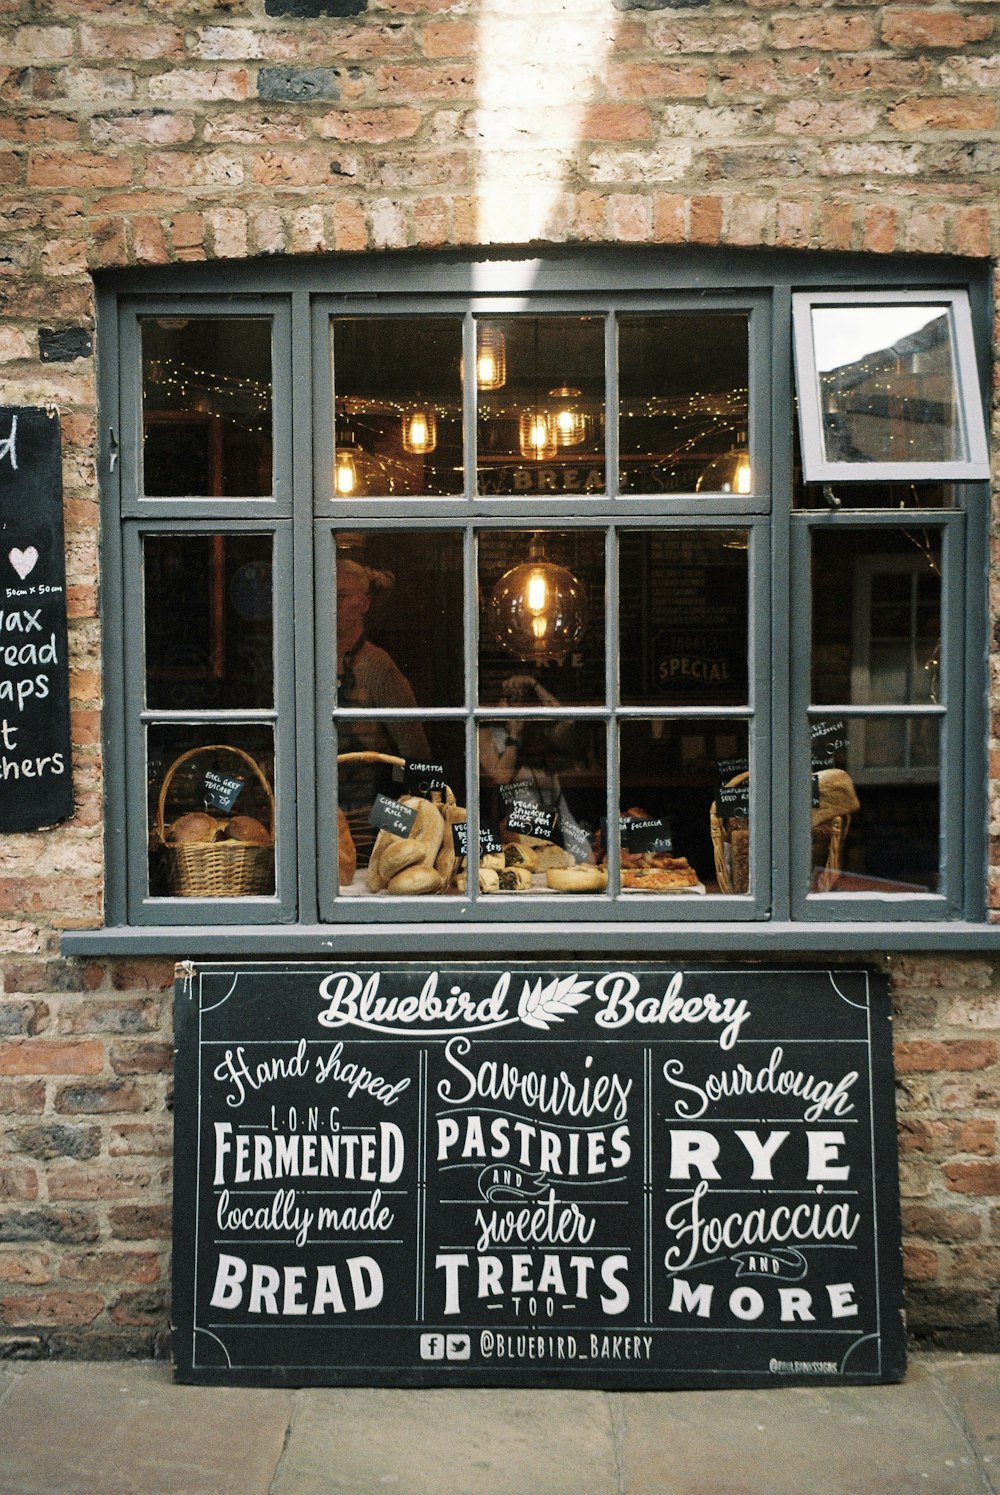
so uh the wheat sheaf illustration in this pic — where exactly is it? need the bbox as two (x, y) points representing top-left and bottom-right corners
(517, 973), (593, 1030)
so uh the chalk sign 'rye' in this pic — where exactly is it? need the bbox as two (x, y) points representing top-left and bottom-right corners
(172, 963), (904, 1388)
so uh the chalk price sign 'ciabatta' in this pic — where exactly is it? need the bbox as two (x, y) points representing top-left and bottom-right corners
(0, 407), (73, 833)
(172, 963), (904, 1389)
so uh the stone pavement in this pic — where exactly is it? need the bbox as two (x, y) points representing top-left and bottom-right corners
(0, 1352), (997, 1494)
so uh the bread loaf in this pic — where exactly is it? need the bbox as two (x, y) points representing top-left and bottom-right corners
(169, 812), (223, 844)
(337, 807), (357, 887)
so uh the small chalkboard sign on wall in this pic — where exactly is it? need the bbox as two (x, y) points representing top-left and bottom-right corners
(173, 962), (904, 1389)
(0, 408), (73, 832)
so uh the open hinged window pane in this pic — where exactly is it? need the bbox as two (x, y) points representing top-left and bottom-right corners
(792, 291), (989, 483)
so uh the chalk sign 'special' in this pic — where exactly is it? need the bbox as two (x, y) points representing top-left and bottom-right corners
(0, 408), (73, 832)
(172, 963), (904, 1388)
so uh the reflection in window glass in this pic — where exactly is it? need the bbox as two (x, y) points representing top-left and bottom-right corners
(620, 719), (750, 894)
(141, 318), (273, 497)
(620, 530), (749, 707)
(809, 716), (939, 894)
(143, 534), (273, 711)
(336, 720), (465, 892)
(335, 532), (464, 710)
(478, 530), (605, 707)
(811, 530), (941, 707)
(477, 317), (605, 495)
(618, 315), (749, 495)
(811, 305), (961, 467)
(147, 725), (275, 898)
(332, 317), (462, 497)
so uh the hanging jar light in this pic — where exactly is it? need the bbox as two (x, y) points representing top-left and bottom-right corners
(475, 324), (507, 390)
(518, 408), (558, 461)
(549, 386), (587, 447)
(401, 407), (438, 455)
(696, 434), (752, 494)
(486, 533), (589, 662)
(332, 429), (391, 498)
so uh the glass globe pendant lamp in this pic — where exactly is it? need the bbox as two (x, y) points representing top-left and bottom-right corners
(401, 407), (438, 454)
(518, 409), (558, 461)
(486, 534), (589, 663)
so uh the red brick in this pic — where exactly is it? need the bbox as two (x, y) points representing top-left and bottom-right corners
(0, 1250), (50, 1285)
(333, 200), (368, 252)
(890, 97), (996, 132)
(953, 205), (992, 257)
(1, 1290), (104, 1327)
(882, 9), (994, 49)
(581, 105), (652, 142)
(109, 960), (174, 992)
(110, 1287), (167, 1326)
(420, 20), (476, 58)
(27, 149), (132, 188)
(107, 1205), (172, 1241)
(0, 1165), (39, 1202)
(689, 195), (722, 244)
(0, 1038), (103, 1076)
(903, 1242), (939, 1281)
(944, 1161), (1000, 1196)
(894, 1039), (997, 1073)
(818, 200), (855, 251)
(59, 1250), (161, 1285)
(772, 14), (875, 51)
(607, 63), (708, 99)
(315, 108), (423, 144)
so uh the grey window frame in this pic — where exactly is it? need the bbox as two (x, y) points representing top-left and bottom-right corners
(71, 248), (995, 958)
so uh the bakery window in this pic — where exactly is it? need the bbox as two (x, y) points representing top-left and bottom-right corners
(78, 250), (993, 953)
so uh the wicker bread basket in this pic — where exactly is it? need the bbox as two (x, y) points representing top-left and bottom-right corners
(709, 768), (859, 894)
(157, 744), (275, 898)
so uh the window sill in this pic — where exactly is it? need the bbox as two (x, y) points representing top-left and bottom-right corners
(61, 919), (1000, 959)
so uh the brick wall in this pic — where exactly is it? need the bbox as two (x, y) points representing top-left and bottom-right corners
(0, 0), (998, 1355)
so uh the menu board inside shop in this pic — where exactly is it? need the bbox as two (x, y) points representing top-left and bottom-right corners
(172, 963), (904, 1388)
(0, 407), (73, 832)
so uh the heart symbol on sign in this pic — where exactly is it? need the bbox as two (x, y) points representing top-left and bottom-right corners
(8, 546), (39, 581)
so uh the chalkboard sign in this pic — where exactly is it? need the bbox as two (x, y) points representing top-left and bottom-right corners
(173, 963), (904, 1389)
(0, 408), (73, 832)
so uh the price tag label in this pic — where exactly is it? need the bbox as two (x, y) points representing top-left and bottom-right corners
(203, 771), (246, 814)
(506, 801), (558, 842)
(560, 820), (594, 863)
(369, 794), (417, 838)
(452, 822), (503, 859)
(401, 759), (448, 796)
(621, 816), (674, 854)
(811, 720), (847, 769)
(717, 755), (749, 784)
(716, 783), (749, 818)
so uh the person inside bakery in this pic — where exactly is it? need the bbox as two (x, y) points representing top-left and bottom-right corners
(478, 672), (588, 846)
(336, 558), (430, 868)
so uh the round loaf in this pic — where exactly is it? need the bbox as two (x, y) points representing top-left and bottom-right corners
(545, 865), (608, 893)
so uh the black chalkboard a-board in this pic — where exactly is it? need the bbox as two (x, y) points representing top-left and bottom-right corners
(0, 407), (73, 832)
(172, 962), (905, 1389)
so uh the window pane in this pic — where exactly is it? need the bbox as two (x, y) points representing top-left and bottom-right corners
(476, 316), (605, 495)
(478, 530), (605, 706)
(620, 719), (749, 895)
(336, 720), (465, 893)
(618, 314), (749, 495)
(809, 716), (939, 894)
(147, 726), (275, 898)
(620, 530), (749, 706)
(332, 317), (463, 497)
(143, 534), (273, 711)
(811, 529), (941, 707)
(479, 717), (606, 878)
(811, 304), (962, 467)
(335, 533), (464, 710)
(141, 318), (272, 497)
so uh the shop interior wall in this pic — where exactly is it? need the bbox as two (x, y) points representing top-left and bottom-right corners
(0, 0), (998, 1355)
